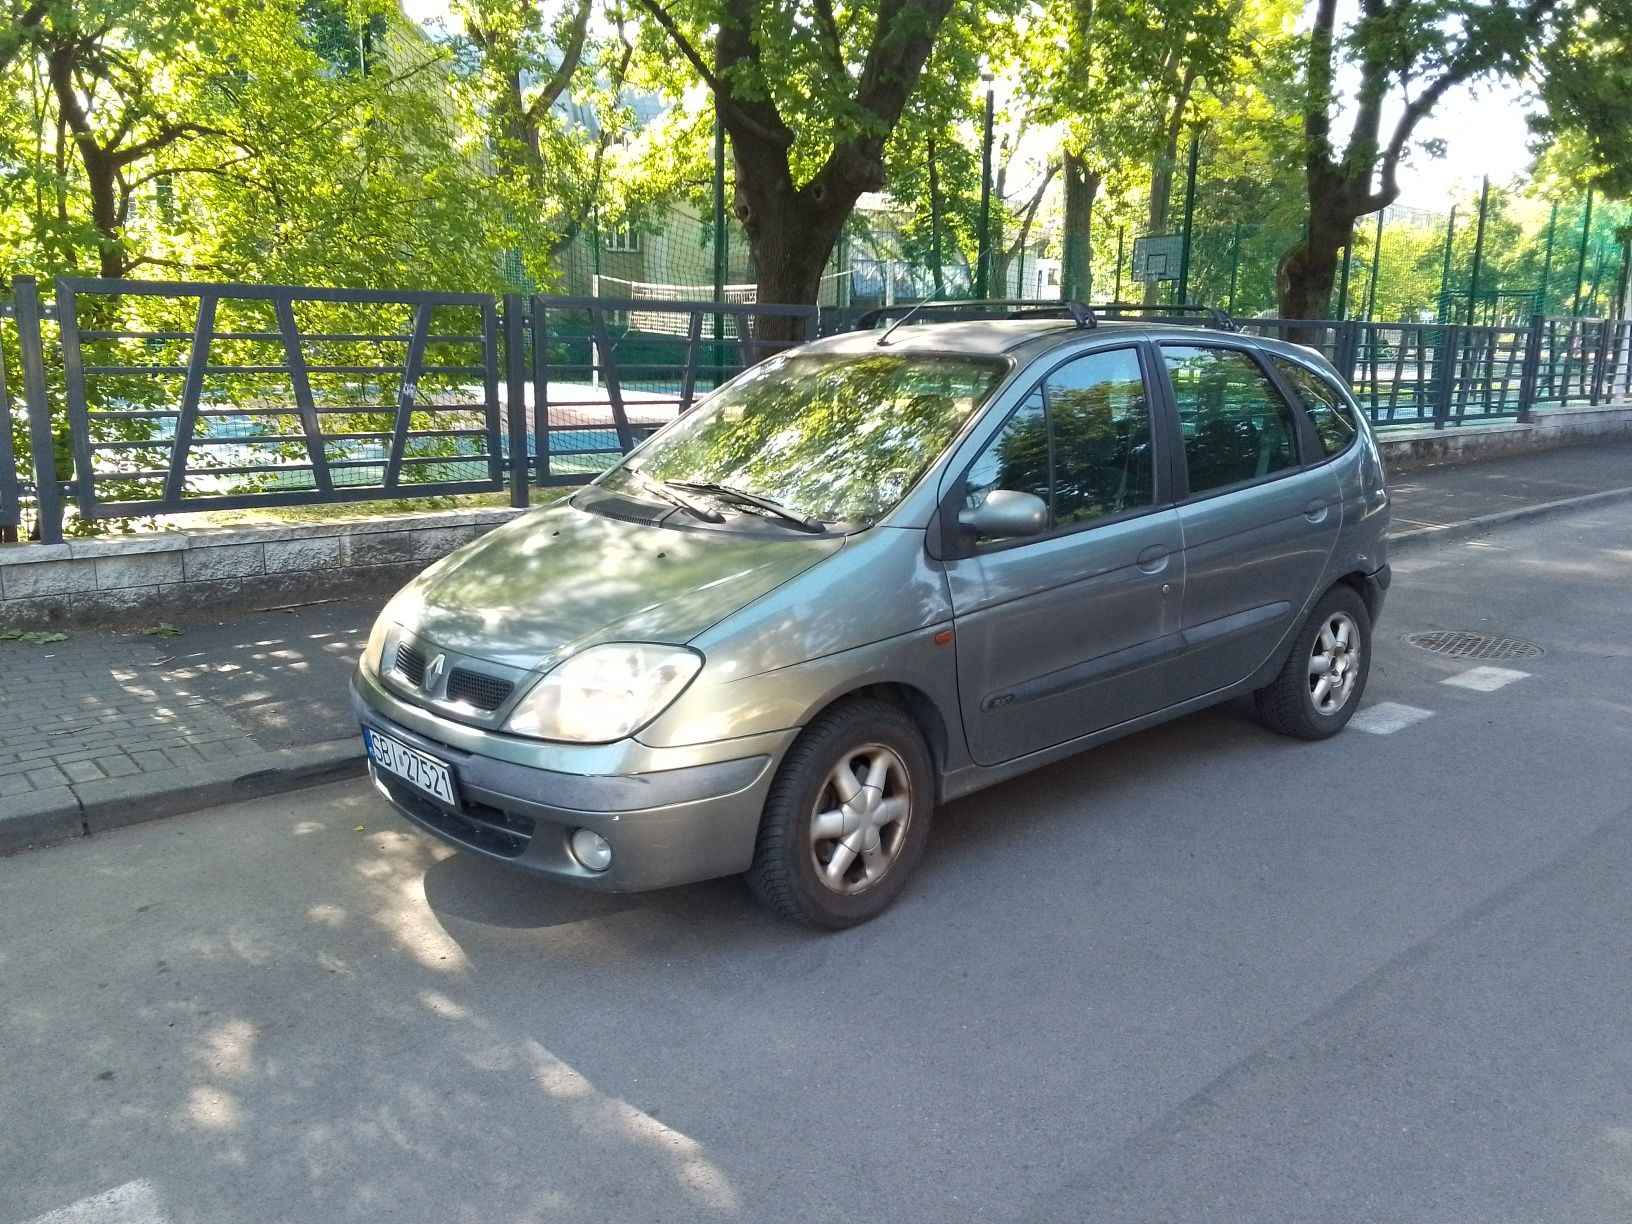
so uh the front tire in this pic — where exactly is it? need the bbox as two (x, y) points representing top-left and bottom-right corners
(1255, 585), (1372, 740)
(745, 698), (934, 929)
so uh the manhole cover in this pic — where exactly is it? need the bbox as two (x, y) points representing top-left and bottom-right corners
(1402, 630), (1544, 660)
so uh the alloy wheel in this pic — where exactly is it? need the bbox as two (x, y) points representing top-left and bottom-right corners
(808, 744), (912, 895)
(1309, 611), (1363, 715)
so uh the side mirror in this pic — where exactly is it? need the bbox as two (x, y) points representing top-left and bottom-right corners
(958, 489), (1048, 540)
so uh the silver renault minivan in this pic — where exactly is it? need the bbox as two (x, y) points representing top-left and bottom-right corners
(352, 303), (1390, 927)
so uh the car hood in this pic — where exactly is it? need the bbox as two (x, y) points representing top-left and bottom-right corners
(389, 500), (846, 671)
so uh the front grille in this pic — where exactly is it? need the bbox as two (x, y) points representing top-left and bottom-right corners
(395, 643), (427, 685)
(376, 775), (535, 858)
(446, 668), (515, 711)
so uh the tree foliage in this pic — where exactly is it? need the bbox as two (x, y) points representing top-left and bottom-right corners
(0, 0), (551, 288)
(1277, 0), (1569, 321)
(1531, 0), (1632, 200)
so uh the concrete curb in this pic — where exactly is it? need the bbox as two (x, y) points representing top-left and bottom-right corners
(1390, 485), (1632, 550)
(0, 739), (365, 855)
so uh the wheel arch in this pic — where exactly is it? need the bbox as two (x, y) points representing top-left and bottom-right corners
(799, 681), (954, 798)
(1332, 569), (1382, 622)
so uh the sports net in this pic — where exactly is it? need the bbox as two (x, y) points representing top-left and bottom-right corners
(591, 275), (758, 336)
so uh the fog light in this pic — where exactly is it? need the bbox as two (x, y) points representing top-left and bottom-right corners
(570, 828), (613, 872)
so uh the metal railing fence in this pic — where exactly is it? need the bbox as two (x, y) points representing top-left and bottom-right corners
(0, 273), (1626, 545)
(54, 278), (506, 523)
(516, 295), (817, 487)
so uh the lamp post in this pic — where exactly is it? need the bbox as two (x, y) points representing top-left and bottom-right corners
(1572, 188), (1595, 317)
(1174, 133), (1200, 307)
(1363, 208), (1384, 322)
(1466, 176), (1490, 327)
(1226, 220), (1243, 314)
(1538, 201), (1558, 317)
(974, 63), (995, 299)
(1437, 204), (1457, 322)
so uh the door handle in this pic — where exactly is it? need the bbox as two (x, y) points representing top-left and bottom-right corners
(1303, 499), (1330, 524)
(1136, 545), (1170, 573)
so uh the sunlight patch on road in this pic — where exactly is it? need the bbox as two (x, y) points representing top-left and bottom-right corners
(306, 902), (347, 927)
(196, 1018), (258, 1080)
(376, 873), (471, 973)
(183, 1085), (245, 1131)
(19, 1181), (171, 1224)
(1442, 665), (1530, 692)
(524, 1040), (743, 1214)
(1350, 701), (1435, 734)
(418, 989), (474, 1021)
(352, 831), (470, 973)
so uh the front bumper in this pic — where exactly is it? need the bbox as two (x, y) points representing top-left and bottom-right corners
(350, 674), (780, 891)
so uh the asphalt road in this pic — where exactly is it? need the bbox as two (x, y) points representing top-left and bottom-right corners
(4, 504), (1632, 1224)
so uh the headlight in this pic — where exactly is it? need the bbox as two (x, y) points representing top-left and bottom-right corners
(503, 643), (702, 743)
(361, 614), (394, 678)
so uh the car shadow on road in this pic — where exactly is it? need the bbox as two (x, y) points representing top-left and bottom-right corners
(412, 696), (1278, 947)
(421, 848), (759, 932)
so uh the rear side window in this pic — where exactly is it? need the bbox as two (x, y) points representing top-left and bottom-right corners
(1161, 345), (1298, 496)
(1274, 358), (1360, 457)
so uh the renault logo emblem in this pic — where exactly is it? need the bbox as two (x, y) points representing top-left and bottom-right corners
(425, 654), (446, 687)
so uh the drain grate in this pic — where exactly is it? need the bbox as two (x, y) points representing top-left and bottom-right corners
(1403, 630), (1544, 660)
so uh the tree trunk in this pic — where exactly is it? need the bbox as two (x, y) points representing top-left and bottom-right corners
(1276, 182), (1353, 325)
(47, 42), (125, 278)
(1061, 152), (1099, 300)
(1144, 65), (1197, 306)
(732, 146), (854, 345)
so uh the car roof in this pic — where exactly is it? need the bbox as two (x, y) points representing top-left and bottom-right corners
(801, 316), (1335, 371)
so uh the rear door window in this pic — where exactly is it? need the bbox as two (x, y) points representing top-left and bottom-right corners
(1161, 345), (1300, 496)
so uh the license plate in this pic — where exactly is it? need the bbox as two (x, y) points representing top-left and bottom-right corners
(363, 727), (457, 808)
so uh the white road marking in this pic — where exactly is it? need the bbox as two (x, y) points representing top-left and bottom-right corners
(1442, 665), (1531, 692)
(1349, 701), (1435, 735)
(18, 1181), (171, 1224)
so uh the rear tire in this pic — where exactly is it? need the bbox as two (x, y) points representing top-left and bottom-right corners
(745, 698), (934, 929)
(1255, 585), (1371, 740)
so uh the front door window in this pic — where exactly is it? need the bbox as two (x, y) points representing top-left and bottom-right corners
(961, 346), (1156, 535)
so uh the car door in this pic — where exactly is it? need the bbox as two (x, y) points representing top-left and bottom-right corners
(943, 344), (1184, 767)
(1158, 342), (1343, 700)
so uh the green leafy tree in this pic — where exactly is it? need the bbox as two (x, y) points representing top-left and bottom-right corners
(451, 0), (635, 263)
(631, 0), (1018, 328)
(1530, 0), (1632, 201)
(1278, 0), (1567, 322)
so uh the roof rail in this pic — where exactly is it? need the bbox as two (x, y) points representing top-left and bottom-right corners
(1093, 303), (1239, 331)
(857, 299), (1096, 345)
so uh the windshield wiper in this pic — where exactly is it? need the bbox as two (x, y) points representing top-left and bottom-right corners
(627, 468), (724, 523)
(666, 481), (826, 533)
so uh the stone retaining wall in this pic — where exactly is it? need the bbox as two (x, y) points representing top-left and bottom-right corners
(1377, 402), (1632, 472)
(0, 506), (529, 627)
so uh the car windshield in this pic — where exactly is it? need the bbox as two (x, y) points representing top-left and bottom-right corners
(600, 351), (1007, 524)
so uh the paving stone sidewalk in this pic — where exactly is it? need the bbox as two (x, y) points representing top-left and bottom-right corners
(3, 439), (1632, 852)
(0, 634), (260, 799)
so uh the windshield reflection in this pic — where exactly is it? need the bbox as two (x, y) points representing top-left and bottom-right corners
(600, 352), (1006, 523)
